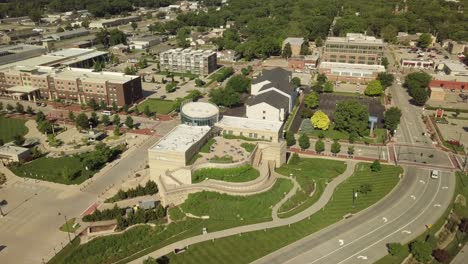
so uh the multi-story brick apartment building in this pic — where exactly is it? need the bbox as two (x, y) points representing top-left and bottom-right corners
(0, 66), (142, 106)
(159, 48), (217, 76)
(323, 33), (386, 65)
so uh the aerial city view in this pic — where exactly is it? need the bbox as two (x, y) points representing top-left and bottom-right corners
(0, 0), (467, 263)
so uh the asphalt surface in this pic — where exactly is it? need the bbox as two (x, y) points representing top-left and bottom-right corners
(254, 167), (455, 264)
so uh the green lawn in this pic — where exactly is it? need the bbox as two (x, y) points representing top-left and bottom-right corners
(276, 158), (347, 217)
(199, 139), (216, 153)
(180, 179), (292, 228)
(301, 122), (387, 144)
(192, 165), (259, 183)
(209, 155), (234, 163)
(10, 155), (94, 184)
(137, 99), (175, 115)
(0, 117), (28, 143)
(164, 163), (402, 264)
(51, 180), (292, 264)
(240, 143), (256, 153)
(59, 218), (80, 233)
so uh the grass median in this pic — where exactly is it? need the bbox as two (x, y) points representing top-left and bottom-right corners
(276, 157), (347, 217)
(163, 163), (402, 264)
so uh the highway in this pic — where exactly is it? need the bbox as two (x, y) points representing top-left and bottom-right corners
(253, 167), (455, 264)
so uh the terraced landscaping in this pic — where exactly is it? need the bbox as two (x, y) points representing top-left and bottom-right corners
(191, 165), (259, 183)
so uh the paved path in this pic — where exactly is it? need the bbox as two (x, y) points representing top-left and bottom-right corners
(128, 160), (356, 263)
(271, 175), (300, 221)
(451, 243), (468, 264)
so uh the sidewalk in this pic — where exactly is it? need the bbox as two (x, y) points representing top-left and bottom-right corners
(128, 160), (356, 264)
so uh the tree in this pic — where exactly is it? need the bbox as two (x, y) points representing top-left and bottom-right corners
(37, 120), (53, 134)
(282, 43), (292, 58)
(334, 100), (369, 136)
(347, 146), (355, 155)
(381, 57), (389, 69)
(312, 83), (323, 93)
(15, 102), (24, 113)
(370, 160), (382, 172)
(315, 140), (325, 153)
(144, 105), (152, 117)
(323, 81), (334, 93)
(122, 104), (129, 114)
(176, 27), (190, 48)
(331, 140), (341, 154)
(285, 131), (296, 147)
(99, 100), (107, 110)
(195, 79), (205, 87)
(112, 101), (118, 112)
(315, 37), (323, 47)
(0, 172), (6, 185)
(113, 126), (121, 136)
(131, 22), (137, 31)
(364, 80), (384, 96)
(209, 87), (240, 107)
(0, 139), (3, 146)
(289, 153), (300, 165)
(75, 113), (89, 130)
(381, 25), (397, 43)
(410, 240), (433, 263)
(112, 114), (120, 126)
(311, 111), (330, 130)
(418, 33), (432, 48)
(387, 243), (407, 257)
(300, 42), (311, 55)
(0, 102), (3, 110)
(101, 115), (111, 126)
(125, 116), (134, 129)
(377, 72), (394, 88)
(304, 92), (319, 109)
(94, 61), (104, 72)
(28, 9), (42, 23)
(317, 74), (328, 84)
(13, 134), (25, 146)
(291, 77), (301, 87)
(36, 111), (46, 123)
(56, 27), (65, 33)
(411, 88), (429, 106)
(226, 74), (251, 93)
(359, 184), (372, 194)
(165, 83), (176, 93)
(26, 106), (34, 115)
(68, 111), (75, 121)
(6, 104), (13, 112)
(87, 98), (98, 111)
(459, 217), (468, 233)
(134, 107), (140, 116)
(384, 107), (402, 135)
(298, 133), (310, 150)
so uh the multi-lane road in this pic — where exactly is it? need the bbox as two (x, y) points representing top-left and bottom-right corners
(254, 167), (455, 264)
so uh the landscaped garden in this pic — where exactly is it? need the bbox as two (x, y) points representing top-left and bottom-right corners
(0, 117), (28, 143)
(137, 99), (175, 115)
(161, 163), (402, 264)
(276, 157), (347, 217)
(191, 165), (259, 183)
(10, 143), (124, 185)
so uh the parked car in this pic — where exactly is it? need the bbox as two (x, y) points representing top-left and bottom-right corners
(430, 170), (439, 179)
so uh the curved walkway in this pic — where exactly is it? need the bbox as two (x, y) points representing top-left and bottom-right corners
(128, 160), (356, 264)
(271, 174), (300, 221)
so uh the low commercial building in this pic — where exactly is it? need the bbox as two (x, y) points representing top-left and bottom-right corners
(0, 145), (31, 163)
(282, 37), (304, 57)
(442, 61), (468, 76)
(159, 48), (217, 76)
(217, 49), (240, 62)
(429, 75), (468, 91)
(89, 16), (141, 29)
(400, 58), (434, 69)
(43, 28), (89, 41)
(180, 102), (219, 127)
(287, 53), (320, 70)
(216, 115), (283, 143)
(448, 41), (467, 54)
(109, 44), (130, 55)
(0, 44), (46, 66)
(148, 125), (213, 172)
(0, 29), (41, 44)
(129, 36), (164, 50)
(318, 62), (385, 84)
(0, 66), (143, 106)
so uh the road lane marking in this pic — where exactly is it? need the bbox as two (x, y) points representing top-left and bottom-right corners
(433, 204), (441, 207)
(402, 230), (412, 234)
(357, 256), (368, 260)
(334, 170), (444, 264)
(382, 217), (388, 223)
(410, 195), (416, 200)
(304, 170), (434, 264)
(442, 186), (448, 190)
(338, 239), (344, 246)
(419, 180), (425, 184)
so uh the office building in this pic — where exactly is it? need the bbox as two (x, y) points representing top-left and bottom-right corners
(159, 48), (217, 76)
(318, 62), (385, 84)
(89, 16), (141, 29)
(0, 44), (46, 66)
(323, 33), (386, 65)
(0, 66), (142, 106)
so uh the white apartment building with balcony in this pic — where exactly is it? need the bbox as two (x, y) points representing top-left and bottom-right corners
(159, 48), (217, 76)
